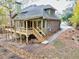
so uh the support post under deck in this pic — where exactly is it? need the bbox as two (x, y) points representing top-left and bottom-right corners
(20, 34), (22, 44)
(26, 36), (29, 44)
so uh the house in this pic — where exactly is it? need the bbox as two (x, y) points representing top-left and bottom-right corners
(9, 5), (60, 44)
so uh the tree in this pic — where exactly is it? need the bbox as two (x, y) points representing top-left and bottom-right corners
(69, 0), (79, 28)
(0, 0), (14, 26)
(0, 0), (21, 26)
(61, 7), (73, 22)
(0, 6), (8, 25)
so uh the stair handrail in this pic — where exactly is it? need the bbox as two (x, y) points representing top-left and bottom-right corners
(33, 27), (43, 37)
(37, 27), (46, 36)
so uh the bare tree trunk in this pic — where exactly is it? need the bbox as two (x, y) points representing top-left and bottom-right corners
(9, 11), (12, 27)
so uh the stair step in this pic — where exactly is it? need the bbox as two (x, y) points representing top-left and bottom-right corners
(32, 28), (51, 43)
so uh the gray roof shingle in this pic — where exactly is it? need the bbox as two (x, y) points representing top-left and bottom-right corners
(14, 5), (59, 20)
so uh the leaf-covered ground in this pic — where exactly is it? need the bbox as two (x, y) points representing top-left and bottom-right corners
(0, 29), (79, 59)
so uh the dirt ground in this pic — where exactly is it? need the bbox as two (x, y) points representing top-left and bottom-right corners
(0, 46), (24, 59)
(0, 29), (79, 59)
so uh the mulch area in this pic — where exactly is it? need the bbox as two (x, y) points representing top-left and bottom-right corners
(58, 28), (79, 40)
(0, 46), (24, 59)
(19, 28), (79, 59)
(58, 28), (79, 48)
(0, 28), (79, 59)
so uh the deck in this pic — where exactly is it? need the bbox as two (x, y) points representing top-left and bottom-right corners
(5, 28), (33, 36)
(5, 27), (55, 43)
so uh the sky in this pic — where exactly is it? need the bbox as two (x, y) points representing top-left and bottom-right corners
(17, 0), (75, 13)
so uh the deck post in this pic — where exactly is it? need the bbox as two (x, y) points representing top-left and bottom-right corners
(14, 20), (16, 42)
(26, 35), (29, 44)
(26, 20), (28, 45)
(14, 21), (17, 42)
(20, 34), (22, 44)
(17, 21), (19, 31)
(14, 33), (17, 42)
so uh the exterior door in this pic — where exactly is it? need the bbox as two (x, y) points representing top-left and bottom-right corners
(28, 21), (32, 29)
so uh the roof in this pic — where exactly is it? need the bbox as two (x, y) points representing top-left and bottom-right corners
(14, 5), (59, 20)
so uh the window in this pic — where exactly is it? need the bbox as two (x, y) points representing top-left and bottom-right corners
(44, 8), (55, 15)
(47, 24), (52, 31)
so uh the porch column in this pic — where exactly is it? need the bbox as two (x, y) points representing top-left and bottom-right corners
(36, 20), (38, 28)
(26, 21), (28, 35)
(41, 20), (43, 30)
(45, 20), (47, 33)
(23, 21), (25, 30)
(32, 21), (34, 28)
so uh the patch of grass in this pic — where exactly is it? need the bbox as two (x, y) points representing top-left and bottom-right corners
(70, 48), (79, 59)
(53, 40), (65, 49)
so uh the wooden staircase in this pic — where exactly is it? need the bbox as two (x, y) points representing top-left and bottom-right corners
(32, 28), (53, 43)
(36, 27), (46, 36)
(32, 28), (45, 42)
